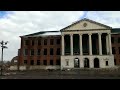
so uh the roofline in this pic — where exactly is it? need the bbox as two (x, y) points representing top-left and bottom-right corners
(112, 28), (120, 29)
(60, 18), (112, 32)
(20, 31), (60, 37)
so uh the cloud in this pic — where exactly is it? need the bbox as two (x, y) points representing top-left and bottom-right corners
(0, 11), (84, 61)
(1, 11), (120, 61)
(86, 11), (120, 28)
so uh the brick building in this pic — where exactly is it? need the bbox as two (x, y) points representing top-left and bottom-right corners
(111, 28), (120, 65)
(18, 31), (61, 69)
(18, 18), (120, 70)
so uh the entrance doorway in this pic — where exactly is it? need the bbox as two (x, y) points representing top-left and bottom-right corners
(74, 58), (79, 68)
(94, 58), (99, 68)
(84, 58), (89, 68)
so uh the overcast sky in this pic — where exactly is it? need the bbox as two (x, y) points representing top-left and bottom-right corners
(0, 11), (120, 61)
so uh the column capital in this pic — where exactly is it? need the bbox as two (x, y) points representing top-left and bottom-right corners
(98, 33), (102, 35)
(88, 33), (92, 35)
(79, 34), (83, 36)
(70, 34), (73, 36)
(107, 33), (111, 35)
(61, 34), (65, 37)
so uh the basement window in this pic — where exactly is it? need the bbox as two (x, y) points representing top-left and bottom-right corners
(106, 61), (108, 66)
(66, 60), (69, 66)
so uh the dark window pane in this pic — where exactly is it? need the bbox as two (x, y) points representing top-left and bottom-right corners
(43, 60), (47, 65)
(118, 37), (120, 43)
(56, 48), (60, 55)
(114, 59), (116, 65)
(56, 39), (60, 44)
(30, 60), (34, 65)
(44, 39), (47, 45)
(37, 49), (41, 55)
(50, 39), (54, 45)
(38, 39), (41, 45)
(25, 40), (29, 45)
(44, 49), (47, 55)
(32, 40), (34, 46)
(112, 47), (116, 54)
(24, 60), (27, 64)
(50, 60), (53, 65)
(111, 37), (114, 43)
(31, 49), (34, 55)
(50, 48), (53, 55)
(24, 49), (28, 56)
(119, 47), (120, 54)
(106, 61), (108, 66)
(37, 60), (40, 65)
(56, 59), (60, 65)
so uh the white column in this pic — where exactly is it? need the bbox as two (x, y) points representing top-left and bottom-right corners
(79, 34), (83, 55)
(108, 33), (112, 55)
(98, 33), (102, 55)
(70, 34), (73, 55)
(62, 35), (64, 55)
(89, 33), (92, 55)
(106, 35), (109, 55)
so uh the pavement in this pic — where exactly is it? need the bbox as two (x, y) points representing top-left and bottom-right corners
(0, 69), (120, 79)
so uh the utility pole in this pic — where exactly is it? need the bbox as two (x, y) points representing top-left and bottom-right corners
(0, 40), (8, 76)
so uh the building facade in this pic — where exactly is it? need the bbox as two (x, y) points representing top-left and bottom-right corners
(18, 31), (61, 70)
(18, 18), (120, 70)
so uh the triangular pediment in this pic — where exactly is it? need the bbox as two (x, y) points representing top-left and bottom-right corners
(60, 18), (112, 32)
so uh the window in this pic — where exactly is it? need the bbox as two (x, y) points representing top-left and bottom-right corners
(31, 40), (34, 46)
(44, 48), (47, 55)
(56, 39), (60, 44)
(106, 61), (108, 66)
(25, 40), (29, 45)
(119, 47), (120, 54)
(38, 39), (41, 45)
(66, 60), (69, 66)
(30, 60), (34, 65)
(56, 59), (60, 65)
(50, 48), (53, 55)
(112, 47), (116, 54)
(50, 39), (54, 45)
(43, 60), (47, 65)
(31, 49), (34, 55)
(37, 60), (40, 65)
(24, 49), (28, 56)
(44, 39), (47, 45)
(56, 48), (60, 55)
(114, 59), (116, 65)
(24, 60), (27, 64)
(118, 37), (120, 43)
(111, 37), (114, 43)
(50, 60), (53, 65)
(37, 49), (41, 55)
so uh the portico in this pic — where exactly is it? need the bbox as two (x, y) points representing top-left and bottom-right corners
(60, 18), (114, 69)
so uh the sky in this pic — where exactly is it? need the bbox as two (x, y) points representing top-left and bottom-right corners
(0, 11), (120, 61)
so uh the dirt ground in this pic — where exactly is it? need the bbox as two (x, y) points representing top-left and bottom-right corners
(0, 69), (120, 79)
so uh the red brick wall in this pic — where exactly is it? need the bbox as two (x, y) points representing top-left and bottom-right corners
(111, 34), (120, 65)
(18, 36), (61, 66)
